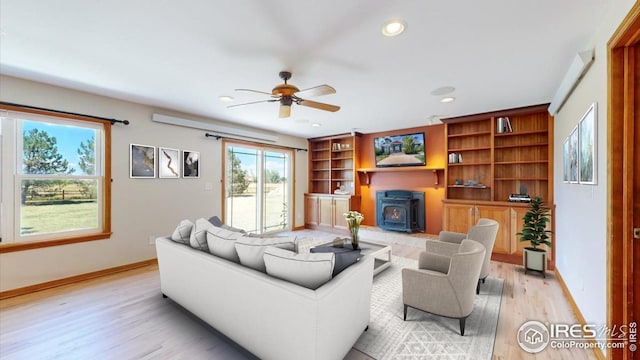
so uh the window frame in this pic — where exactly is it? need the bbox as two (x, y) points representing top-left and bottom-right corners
(0, 105), (112, 253)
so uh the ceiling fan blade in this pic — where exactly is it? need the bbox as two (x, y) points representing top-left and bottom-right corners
(227, 99), (277, 108)
(235, 88), (278, 97)
(298, 99), (340, 112)
(279, 105), (291, 118)
(295, 85), (336, 98)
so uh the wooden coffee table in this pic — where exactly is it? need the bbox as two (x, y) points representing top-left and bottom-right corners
(314, 240), (392, 275)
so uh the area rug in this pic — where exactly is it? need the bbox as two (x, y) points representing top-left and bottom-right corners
(353, 256), (504, 360)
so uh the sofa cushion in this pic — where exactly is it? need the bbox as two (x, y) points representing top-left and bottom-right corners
(171, 219), (193, 244)
(205, 224), (246, 262)
(189, 218), (213, 251)
(235, 236), (297, 272)
(263, 247), (335, 290)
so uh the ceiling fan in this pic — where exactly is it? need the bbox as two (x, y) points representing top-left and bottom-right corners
(228, 71), (340, 118)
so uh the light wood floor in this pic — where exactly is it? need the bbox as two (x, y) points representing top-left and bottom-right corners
(0, 239), (598, 360)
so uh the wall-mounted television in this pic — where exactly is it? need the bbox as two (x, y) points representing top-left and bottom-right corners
(373, 132), (426, 168)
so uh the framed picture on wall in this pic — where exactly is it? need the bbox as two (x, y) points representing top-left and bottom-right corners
(130, 144), (156, 178)
(183, 150), (200, 178)
(568, 126), (579, 183)
(563, 138), (570, 183)
(578, 102), (597, 184)
(159, 147), (181, 178)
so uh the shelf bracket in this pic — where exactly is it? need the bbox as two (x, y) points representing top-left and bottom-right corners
(360, 171), (371, 187)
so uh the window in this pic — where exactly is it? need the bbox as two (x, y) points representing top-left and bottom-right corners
(0, 107), (111, 252)
(224, 140), (292, 234)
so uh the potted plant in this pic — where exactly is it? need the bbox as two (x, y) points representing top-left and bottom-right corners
(516, 196), (553, 277)
(344, 211), (364, 250)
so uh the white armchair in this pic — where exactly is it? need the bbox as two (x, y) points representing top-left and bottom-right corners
(436, 218), (499, 294)
(401, 239), (486, 336)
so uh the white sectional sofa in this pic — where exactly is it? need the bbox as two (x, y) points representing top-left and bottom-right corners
(156, 236), (374, 360)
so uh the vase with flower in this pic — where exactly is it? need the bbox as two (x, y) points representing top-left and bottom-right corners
(343, 211), (364, 250)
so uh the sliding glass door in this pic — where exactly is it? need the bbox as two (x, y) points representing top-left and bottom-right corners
(224, 141), (292, 234)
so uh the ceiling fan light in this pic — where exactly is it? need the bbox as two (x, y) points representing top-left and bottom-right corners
(382, 20), (406, 37)
(218, 95), (234, 102)
(279, 105), (291, 118)
(440, 96), (456, 103)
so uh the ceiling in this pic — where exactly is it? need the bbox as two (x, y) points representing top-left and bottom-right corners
(0, 0), (608, 139)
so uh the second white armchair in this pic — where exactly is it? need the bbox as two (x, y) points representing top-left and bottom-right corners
(436, 218), (499, 294)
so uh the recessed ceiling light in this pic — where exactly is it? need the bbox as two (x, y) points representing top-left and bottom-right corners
(430, 86), (456, 96)
(311, 123), (321, 127)
(440, 97), (456, 103)
(219, 95), (234, 102)
(382, 19), (406, 37)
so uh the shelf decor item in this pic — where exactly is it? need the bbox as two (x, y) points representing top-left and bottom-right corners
(344, 210), (364, 249)
(516, 196), (553, 277)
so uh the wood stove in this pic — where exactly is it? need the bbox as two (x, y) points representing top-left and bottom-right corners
(376, 190), (425, 233)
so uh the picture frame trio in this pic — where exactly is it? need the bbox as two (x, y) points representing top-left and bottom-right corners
(130, 144), (200, 178)
(563, 102), (597, 184)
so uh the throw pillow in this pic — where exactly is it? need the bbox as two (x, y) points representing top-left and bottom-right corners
(235, 236), (297, 272)
(310, 245), (360, 276)
(208, 216), (246, 233)
(170, 219), (194, 245)
(208, 216), (224, 227)
(190, 218), (213, 251)
(263, 247), (335, 290)
(205, 224), (246, 262)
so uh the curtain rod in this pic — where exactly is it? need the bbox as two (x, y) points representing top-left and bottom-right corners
(205, 133), (307, 152)
(0, 101), (130, 125)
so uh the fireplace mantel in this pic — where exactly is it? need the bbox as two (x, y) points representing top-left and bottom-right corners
(357, 167), (444, 186)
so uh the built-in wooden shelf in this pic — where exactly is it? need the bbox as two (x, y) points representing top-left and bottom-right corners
(441, 103), (555, 270)
(442, 103), (552, 203)
(494, 160), (548, 165)
(495, 129), (548, 137)
(447, 162), (492, 166)
(308, 134), (359, 195)
(448, 146), (492, 152)
(494, 143), (548, 149)
(447, 131), (491, 138)
(494, 177), (548, 181)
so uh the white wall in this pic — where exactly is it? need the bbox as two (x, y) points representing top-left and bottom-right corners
(0, 75), (308, 292)
(553, 0), (635, 350)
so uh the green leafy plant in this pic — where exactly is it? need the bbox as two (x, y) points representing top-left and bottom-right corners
(516, 196), (553, 249)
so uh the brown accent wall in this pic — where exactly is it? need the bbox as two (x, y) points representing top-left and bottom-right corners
(358, 124), (446, 235)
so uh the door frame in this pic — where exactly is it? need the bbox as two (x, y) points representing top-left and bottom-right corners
(221, 139), (295, 234)
(608, 3), (639, 360)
